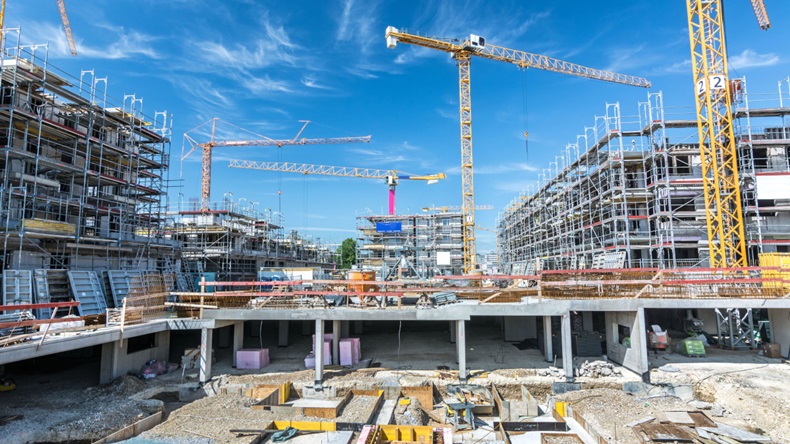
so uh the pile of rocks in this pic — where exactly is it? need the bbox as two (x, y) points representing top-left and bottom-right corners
(577, 360), (622, 378)
(538, 361), (623, 378)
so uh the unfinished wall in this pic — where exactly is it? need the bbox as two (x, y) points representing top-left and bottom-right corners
(503, 316), (537, 341)
(100, 330), (170, 384)
(605, 311), (647, 375)
(768, 309), (790, 359)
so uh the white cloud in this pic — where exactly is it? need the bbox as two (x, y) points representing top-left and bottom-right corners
(20, 21), (159, 60)
(336, 0), (379, 54)
(301, 76), (333, 90)
(729, 49), (779, 69)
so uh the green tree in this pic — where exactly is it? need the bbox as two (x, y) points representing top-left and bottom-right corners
(336, 238), (357, 269)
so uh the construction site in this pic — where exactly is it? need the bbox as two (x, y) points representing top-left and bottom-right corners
(2, 1), (790, 444)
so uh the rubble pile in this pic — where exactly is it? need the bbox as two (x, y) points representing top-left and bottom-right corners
(538, 360), (622, 379)
(577, 361), (622, 378)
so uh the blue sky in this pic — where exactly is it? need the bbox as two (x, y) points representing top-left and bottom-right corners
(9, 0), (790, 252)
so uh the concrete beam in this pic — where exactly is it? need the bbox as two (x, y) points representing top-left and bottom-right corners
(314, 319), (324, 389)
(200, 328), (213, 383)
(561, 313), (573, 381)
(543, 315), (553, 362)
(232, 321), (243, 367)
(278, 320), (289, 347)
(332, 320), (340, 365)
(457, 320), (467, 383)
(636, 307), (650, 383)
(0, 320), (169, 366)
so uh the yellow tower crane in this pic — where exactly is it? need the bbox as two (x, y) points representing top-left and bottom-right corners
(0, 0), (77, 56)
(385, 27), (651, 274)
(685, 0), (770, 268)
(228, 160), (445, 216)
(182, 119), (371, 211)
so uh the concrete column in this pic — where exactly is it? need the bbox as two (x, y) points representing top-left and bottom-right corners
(332, 320), (341, 365)
(341, 321), (350, 338)
(457, 320), (467, 383)
(636, 307), (650, 383)
(543, 316), (553, 362)
(314, 319), (324, 388)
(278, 320), (290, 347)
(100, 340), (122, 384)
(232, 321), (244, 367)
(200, 328), (213, 383)
(449, 321), (456, 343)
(561, 313), (573, 381)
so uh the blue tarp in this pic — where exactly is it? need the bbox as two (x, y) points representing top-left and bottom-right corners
(376, 221), (402, 233)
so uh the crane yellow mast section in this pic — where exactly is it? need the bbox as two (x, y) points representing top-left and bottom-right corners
(0, 0), (78, 56)
(685, 0), (769, 268)
(385, 27), (650, 273)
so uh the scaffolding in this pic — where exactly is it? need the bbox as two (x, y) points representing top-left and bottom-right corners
(356, 212), (464, 278)
(168, 197), (337, 281)
(498, 78), (790, 273)
(0, 29), (175, 273)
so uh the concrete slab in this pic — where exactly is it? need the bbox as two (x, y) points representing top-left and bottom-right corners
(285, 431), (354, 444)
(291, 398), (343, 408)
(375, 399), (396, 425)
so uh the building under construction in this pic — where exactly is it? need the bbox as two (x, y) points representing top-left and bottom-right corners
(0, 30), (175, 274)
(497, 80), (790, 273)
(168, 198), (337, 281)
(356, 211), (464, 278)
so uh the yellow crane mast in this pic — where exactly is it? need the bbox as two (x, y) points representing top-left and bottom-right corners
(0, 0), (77, 56)
(182, 119), (371, 211)
(685, 0), (770, 268)
(385, 27), (650, 273)
(228, 160), (445, 216)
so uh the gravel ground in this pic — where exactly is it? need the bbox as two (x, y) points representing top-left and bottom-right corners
(556, 388), (691, 444)
(0, 364), (175, 443)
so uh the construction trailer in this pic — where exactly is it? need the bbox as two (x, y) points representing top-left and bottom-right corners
(498, 81), (790, 273)
(356, 212), (464, 278)
(0, 30), (176, 273)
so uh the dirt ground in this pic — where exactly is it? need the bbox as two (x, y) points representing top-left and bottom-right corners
(0, 347), (786, 443)
(556, 350), (790, 444)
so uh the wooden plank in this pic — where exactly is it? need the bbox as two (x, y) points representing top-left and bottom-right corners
(688, 411), (716, 428)
(478, 292), (502, 304)
(638, 423), (695, 442)
(93, 411), (163, 444)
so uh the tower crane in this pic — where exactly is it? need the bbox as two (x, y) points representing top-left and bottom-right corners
(685, 0), (770, 268)
(182, 119), (371, 211)
(228, 160), (445, 215)
(385, 27), (651, 273)
(0, 0), (77, 56)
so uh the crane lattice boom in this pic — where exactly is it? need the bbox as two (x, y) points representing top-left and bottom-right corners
(183, 119), (370, 210)
(229, 160), (445, 215)
(750, 0), (771, 30)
